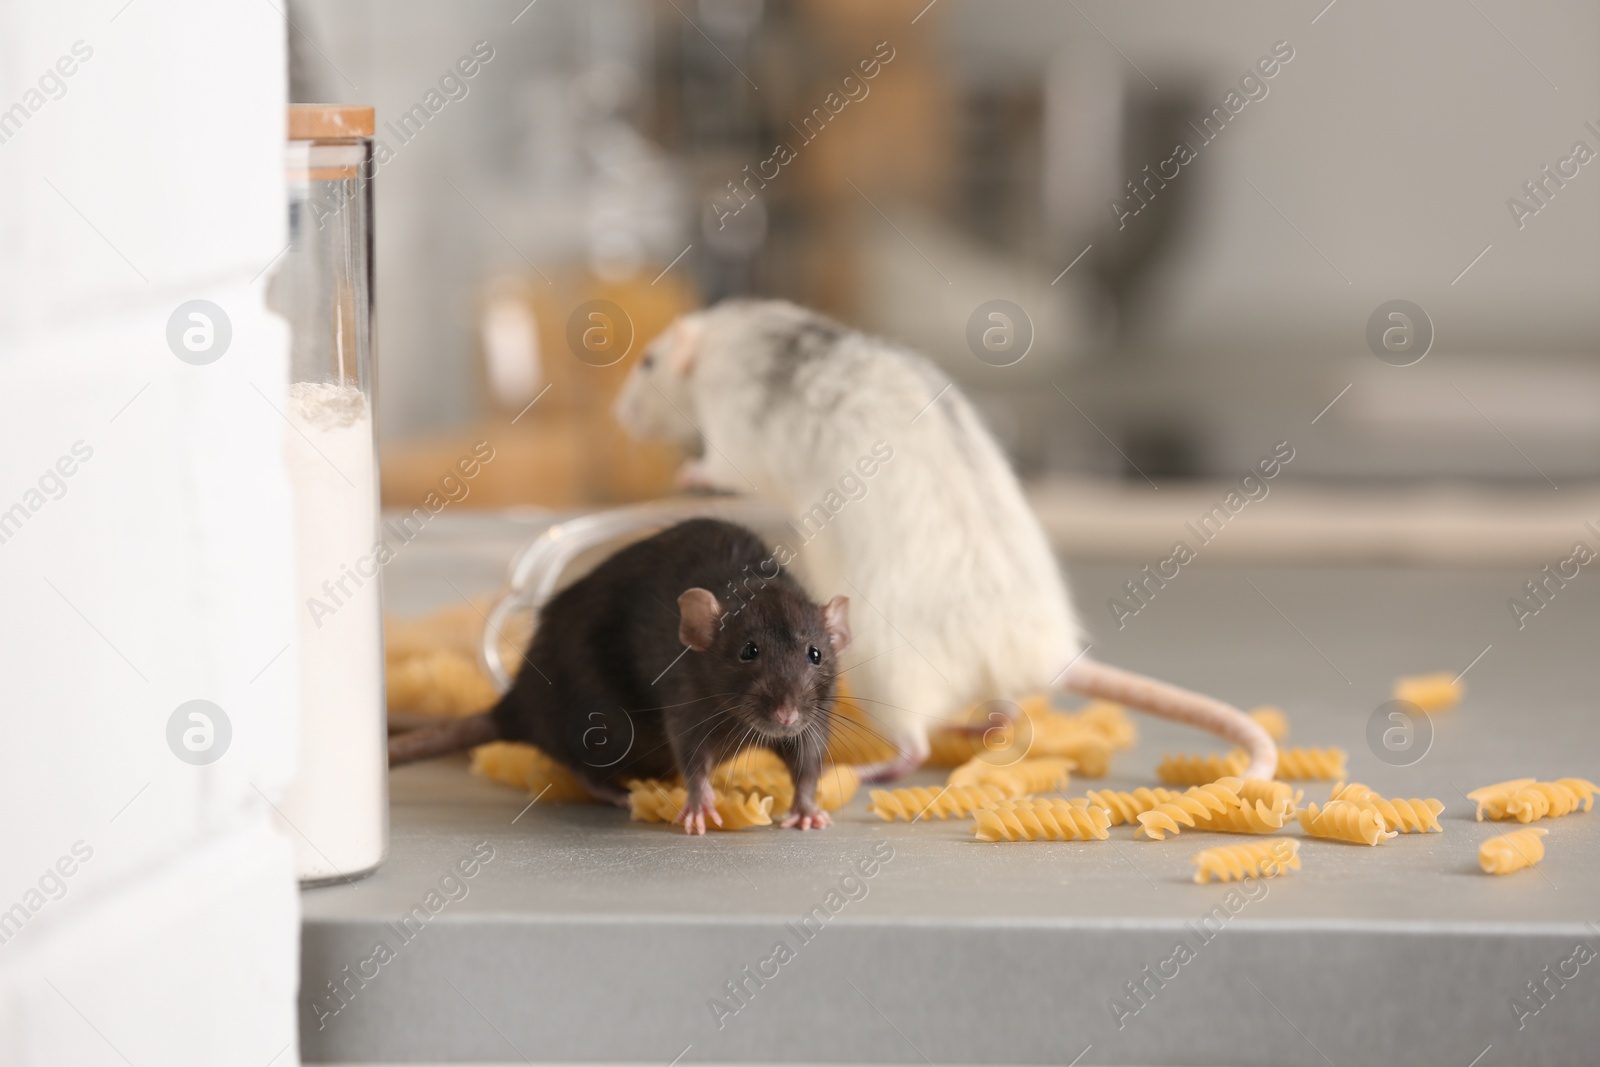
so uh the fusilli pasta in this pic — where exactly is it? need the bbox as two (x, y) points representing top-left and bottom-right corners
(469, 741), (594, 802)
(1392, 672), (1463, 713)
(867, 783), (1011, 821)
(1500, 779), (1596, 823)
(1237, 777), (1300, 811)
(1479, 827), (1548, 874)
(1271, 746), (1348, 781)
(1469, 777), (1598, 822)
(710, 761), (862, 813)
(1328, 782), (1443, 833)
(1186, 798), (1294, 835)
(1134, 778), (1245, 840)
(816, 765), (862, 811)
(924, 697), (1125, 775)
(627, 782), (774, 829)
(924, 725), (1011, 767)
(1297, 800), (1395, 845)
(1156, 752), (1248, 786)
(948, 756), (1074, 796)
(387, 648), (501, 718)
(1192, 839), (1301, 883)
(1045, 700), (1138, 751)
(1466, 778), (1535, 820)
(1248, 706), (1289, 741)
(1161, 746), (1346, 783)
(1079, 786), (1185, 826)
(973, 799), (1113, 842)
(1030, 730), (1114, 776)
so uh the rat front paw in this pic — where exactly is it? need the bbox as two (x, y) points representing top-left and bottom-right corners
(780, 805), (832, 831)
(674, 790), (723, 835)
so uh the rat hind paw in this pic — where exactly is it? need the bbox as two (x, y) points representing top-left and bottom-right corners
(780, 804), (832, 830)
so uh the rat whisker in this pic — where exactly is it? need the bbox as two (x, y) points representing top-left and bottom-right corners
(623, 691), (742, 716)
(814, 713), (895, 762)
(831, 693), (963, 726)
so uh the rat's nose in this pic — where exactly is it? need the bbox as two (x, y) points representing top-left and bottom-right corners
(773, 705), (800, 727)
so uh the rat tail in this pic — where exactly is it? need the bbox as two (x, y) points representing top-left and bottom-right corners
(387, 711), (499, 766)
(1056, 657), (1278, 780)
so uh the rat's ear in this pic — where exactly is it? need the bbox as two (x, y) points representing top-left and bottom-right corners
(677, 587), (722, 651)
(822, 595), (851, 655)
(663, 316), (705, 376)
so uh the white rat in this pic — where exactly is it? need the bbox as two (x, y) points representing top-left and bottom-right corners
(613, 299), (1276, 781)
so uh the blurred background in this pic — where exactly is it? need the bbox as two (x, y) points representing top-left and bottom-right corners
(287, 0), (1599, 555)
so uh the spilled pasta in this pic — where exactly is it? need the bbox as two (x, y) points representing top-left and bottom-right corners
(1192, 839), (1301, 883)
(1480, 827), (1548, 875)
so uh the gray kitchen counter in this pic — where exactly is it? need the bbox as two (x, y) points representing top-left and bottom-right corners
(300, 511), (1600, 1065)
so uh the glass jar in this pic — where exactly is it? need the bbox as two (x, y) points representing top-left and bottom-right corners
(482, 498), (791, 692)
(276, 104), (386, 885)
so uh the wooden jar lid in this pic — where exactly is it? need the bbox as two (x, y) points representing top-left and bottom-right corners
(289, 104), (375, 140)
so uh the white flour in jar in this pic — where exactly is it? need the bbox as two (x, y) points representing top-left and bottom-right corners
(278, 380), (388, 882)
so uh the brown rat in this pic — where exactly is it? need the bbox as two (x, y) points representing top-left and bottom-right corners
(388, 518), (851, 833)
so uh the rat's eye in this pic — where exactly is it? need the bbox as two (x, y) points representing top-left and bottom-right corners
(807, 645), (821, 665)
(641, 353), (655, 370)
(739, 641), (759, 662)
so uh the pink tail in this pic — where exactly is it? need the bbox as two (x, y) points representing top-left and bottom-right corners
(1058, 658), (1278, 779)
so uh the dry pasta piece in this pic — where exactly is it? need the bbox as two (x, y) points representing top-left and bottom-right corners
(1466, 778), (1536, 821)
(1555, 777), (1599, 811)
(946, 757), (1025, 796)
(1248, 706), (1289, 741)
(468, 742), (594, 802)
(711, 765), (788, 794)
(627, 781), (774, 830)
(1080, 787), (1185, 826)
(924, 725), (1011, 767)
(1393, 672), (1463, 713)
(1479, 827), (1548, 874)
(1297, 800), (1396, 845)
(711, 761), (862, 814)
(867, 784), (1010, 821)
(710, 767), (792, 810)
(974, 800), (1112, 842)
(1016, 693), (1052, 722)
(1327, 782), (1443, 833)
(1469, 777), (1598, 822)
(948, 756), (1074, 796)
(1271, 746), (1347, 781)
(815, 765), (862, 811)
(1157, 752), (1248, 786)
(1030, 730), (1113, 776)
(1501, 780), (1596, 823)
(924, 694), (1034, 766)
(1192, 839), (1301, 883)
(1237, 778), (1300, 812)
(926, 697), (1123, 774)
(1160, 745), (1346, 783)
(1187, 799), (1294, 835)
(1042, 700), (1138, 751)
(1134, 778), (1244, 840)
(386, 648), (501, 717)
(715, 747), (789, 778)
(384, 601), (495, 661)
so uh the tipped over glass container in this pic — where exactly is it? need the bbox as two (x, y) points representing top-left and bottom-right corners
(482, 498), (791, 692)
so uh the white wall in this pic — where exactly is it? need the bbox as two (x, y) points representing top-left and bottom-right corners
(0, 2), (302, 1063)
